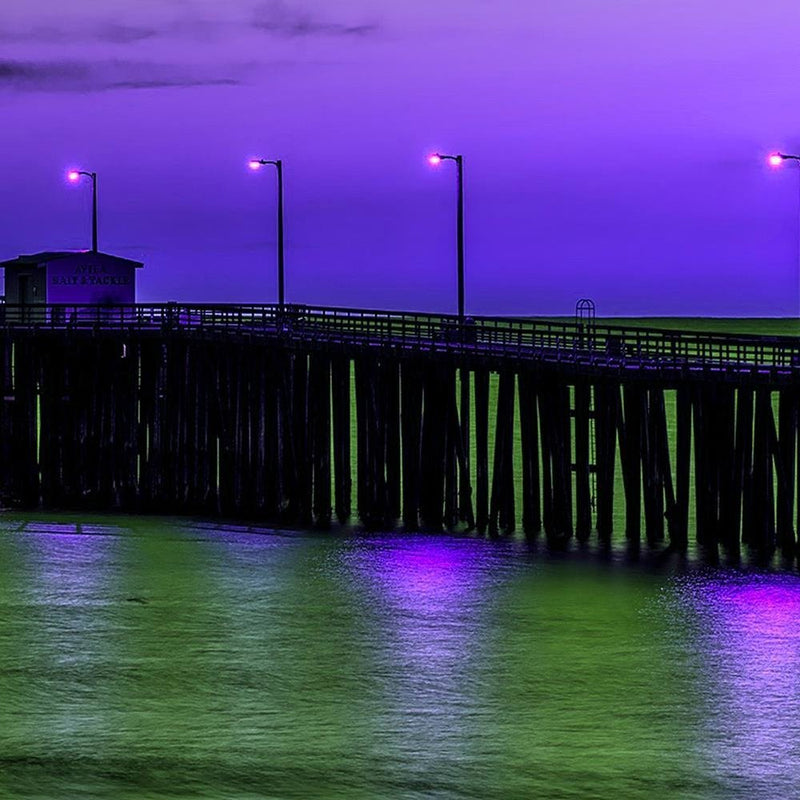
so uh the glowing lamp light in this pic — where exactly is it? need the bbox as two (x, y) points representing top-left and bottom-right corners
(769, 153), (784, 167)
(428, 154), (442, 166)
(67, 170), (81, 182)
(248, 159), (263, 170)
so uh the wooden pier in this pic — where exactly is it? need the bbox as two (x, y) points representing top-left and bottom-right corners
(1, 303), (799, 558)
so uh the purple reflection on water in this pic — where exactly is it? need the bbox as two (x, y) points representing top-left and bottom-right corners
(347, 536), (500, 628)
(15, 522), (124, 743)
(344, 537), (505, 758)
(23, 522), (122, 609)
(367, 540), (488, 669)
(678, 573), (800, 796)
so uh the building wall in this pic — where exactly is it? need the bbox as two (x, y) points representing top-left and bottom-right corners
(46, 257), (136, 304)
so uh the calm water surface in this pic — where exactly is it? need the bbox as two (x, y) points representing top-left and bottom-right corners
(1, 516), (799, 799)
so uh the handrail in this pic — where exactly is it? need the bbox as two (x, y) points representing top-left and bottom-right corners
(1, 303), (799, 376)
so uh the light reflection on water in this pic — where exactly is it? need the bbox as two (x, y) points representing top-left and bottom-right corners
(1, 519), (800, 798)
(3, 528), (123, 757)
(672, 573), (800, 798)
(341, 538), (510, 789)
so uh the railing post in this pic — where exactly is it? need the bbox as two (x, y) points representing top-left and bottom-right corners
(165, 301), (177, 331)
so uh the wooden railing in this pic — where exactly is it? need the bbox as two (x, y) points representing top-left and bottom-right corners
(1, 303), (799, 376)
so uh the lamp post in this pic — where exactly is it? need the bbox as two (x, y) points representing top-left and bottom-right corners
(67, 169), (98, 252)
(249, 158), (285, 309)
(769, 152), (800, 314)
(428, 152), (474, 529)
(429, 153), (465, 322)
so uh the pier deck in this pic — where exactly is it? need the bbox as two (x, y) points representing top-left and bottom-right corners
(1, 303), (797, 559)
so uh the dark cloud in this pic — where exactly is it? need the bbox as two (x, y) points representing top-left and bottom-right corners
(0, 59), (242, 93)
(0, 3), (379, 48)
(251, 1), (379, 38)
(0, 61), (37, 79)
(0, 59), (88, 84)
(0, 18), (222, 46)
(96, 24), (161, 45)
(0, 22), (158, 45)
(108, 77), (240, 90)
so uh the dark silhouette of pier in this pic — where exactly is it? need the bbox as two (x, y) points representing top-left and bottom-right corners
(1, 303), (798, 558)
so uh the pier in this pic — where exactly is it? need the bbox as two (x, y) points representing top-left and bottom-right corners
(1, 303), (798, 557)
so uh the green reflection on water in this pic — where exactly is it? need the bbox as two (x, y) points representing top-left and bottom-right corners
(0, 516), (789, 799)
(481, 563), (709, 798)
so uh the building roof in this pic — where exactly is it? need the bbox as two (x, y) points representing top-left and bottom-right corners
(0, 251), (143, 269)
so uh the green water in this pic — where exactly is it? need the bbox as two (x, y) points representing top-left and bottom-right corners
(1, 516), (799, 799)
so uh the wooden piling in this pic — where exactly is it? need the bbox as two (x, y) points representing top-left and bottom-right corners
(750, 388), (775, 555)
(593, 381), (618, 547)
(309, 354), (332, 527)
(331, 356), (352, 524)
(573, 380), (592, 542)
(385, 359), (402, 522)
(714, 385), (737, 555)
(458, 368), (474, 529)
(400, 359), (423, 530)
(489, 370), (516, 536)
(735, 387), (755, 553)
(538, 378), (572, 546)
(619, 385), (643, 544)
(518, 371), (542, 537)
(419, 365), (448, 529)
(474, 368), (490, 534)
(777, 388), (797, 556)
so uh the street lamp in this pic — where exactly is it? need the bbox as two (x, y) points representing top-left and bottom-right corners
(429, 152), (465, 321)
(249, 158), (285, 309)
(769, 152), (800, 314)
(67, 169), (98, 252)
(429, 152), (473, 528)
(769, 152), (800, 166)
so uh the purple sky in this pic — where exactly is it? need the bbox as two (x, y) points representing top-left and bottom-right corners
(2, 0), (800, 315)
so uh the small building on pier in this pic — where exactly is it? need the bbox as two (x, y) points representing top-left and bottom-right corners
(0, 250), (143, 308)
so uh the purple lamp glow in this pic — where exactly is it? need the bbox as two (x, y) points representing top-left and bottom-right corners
(769, 153), (784, 167)
(67, 170), (81, 182)
(248, 159), (263, 171)
(428, 154), (442, 166)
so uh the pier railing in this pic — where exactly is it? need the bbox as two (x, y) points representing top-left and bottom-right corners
(1, 303), (799, 376)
